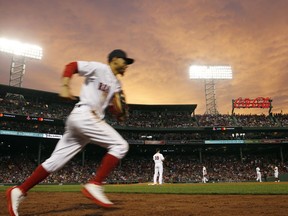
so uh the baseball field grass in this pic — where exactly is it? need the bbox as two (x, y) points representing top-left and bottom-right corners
(1, 182), (288, 195)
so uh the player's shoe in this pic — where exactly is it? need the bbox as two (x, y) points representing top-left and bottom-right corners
(82, 183), (113, 208)
(6, 186), (26, 216)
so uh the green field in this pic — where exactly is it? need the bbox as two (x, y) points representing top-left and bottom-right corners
(1, 182), (288, 195)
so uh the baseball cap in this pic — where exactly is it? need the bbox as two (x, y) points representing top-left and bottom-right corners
(108, 49), (134, 65)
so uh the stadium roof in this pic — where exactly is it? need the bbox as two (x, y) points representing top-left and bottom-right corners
(0, 84), (77, 104)
(0, 84), (197, 112)
(128, 104), (197, 112)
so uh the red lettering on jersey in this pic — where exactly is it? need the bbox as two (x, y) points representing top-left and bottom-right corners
(98, 83), (110, 93)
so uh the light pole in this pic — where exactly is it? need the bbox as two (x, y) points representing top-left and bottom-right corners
(0, 37), (43, 87)
(189, 65), (233, 115)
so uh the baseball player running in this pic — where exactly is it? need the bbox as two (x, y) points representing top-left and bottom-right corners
(153, 148), (165, 185)
(6, 49), (134, 215)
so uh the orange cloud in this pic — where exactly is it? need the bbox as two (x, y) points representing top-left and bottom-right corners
(0, 0), (288, 115)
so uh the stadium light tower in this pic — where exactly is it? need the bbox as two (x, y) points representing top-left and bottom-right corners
(189, 65), (233, 115)
(0, 37), (43, 87)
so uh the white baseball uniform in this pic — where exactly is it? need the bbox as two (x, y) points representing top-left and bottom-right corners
(7, 50), (134, 215)
(153, 152), (165, 184)
(256, 167), (262, 182)
(274, 166), (279, 182)
(202, 166), (208, 183)
(42, 61), (129, 172)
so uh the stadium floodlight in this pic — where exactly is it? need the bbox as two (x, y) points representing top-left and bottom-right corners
(0, 37), (43, 88)
(189, 64), (233, 115)
(0, 38), (42, 60)
(189, 65), (232, 79)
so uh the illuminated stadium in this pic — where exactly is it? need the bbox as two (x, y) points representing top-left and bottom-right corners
(1, 37), (288, 216)
(1, 83), (288, 184)
(2, 2), (288, 215)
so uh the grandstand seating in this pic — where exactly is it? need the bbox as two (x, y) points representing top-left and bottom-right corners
(1, 84), (288, 184)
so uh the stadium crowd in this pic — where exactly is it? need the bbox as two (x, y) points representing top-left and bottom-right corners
(1, 119), (288, 142)
(1, 97), (288, 128)
(0, 152), (286, 184)
(1, 94), (288, 185)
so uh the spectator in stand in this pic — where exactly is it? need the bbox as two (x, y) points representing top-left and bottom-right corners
(263, 170), (268, 182)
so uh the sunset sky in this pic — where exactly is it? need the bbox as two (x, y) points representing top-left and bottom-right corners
(0, 0), (288, 115)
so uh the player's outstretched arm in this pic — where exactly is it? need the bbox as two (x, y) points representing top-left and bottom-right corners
(59, 62), (78, 100)
(59, 77), (77, 100)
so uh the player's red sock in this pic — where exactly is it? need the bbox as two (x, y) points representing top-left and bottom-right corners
(19, 165), (50, 193)
(90, 153), (119, 185)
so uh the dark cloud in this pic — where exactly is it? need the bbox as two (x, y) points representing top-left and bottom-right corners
(0, 0), (288, 114)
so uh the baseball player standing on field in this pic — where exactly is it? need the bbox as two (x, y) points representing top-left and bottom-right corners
(153, 148), (165, 185)
(256, 166), (262, 182)
(202, 166), (208, 183)
(274, 166), (280, 182)
(6, 49), (134, 215)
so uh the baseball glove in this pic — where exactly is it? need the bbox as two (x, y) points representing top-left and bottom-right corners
(108, 90), (128, 121)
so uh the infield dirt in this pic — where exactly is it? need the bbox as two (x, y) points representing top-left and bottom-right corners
(1, 191), (288, 216)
